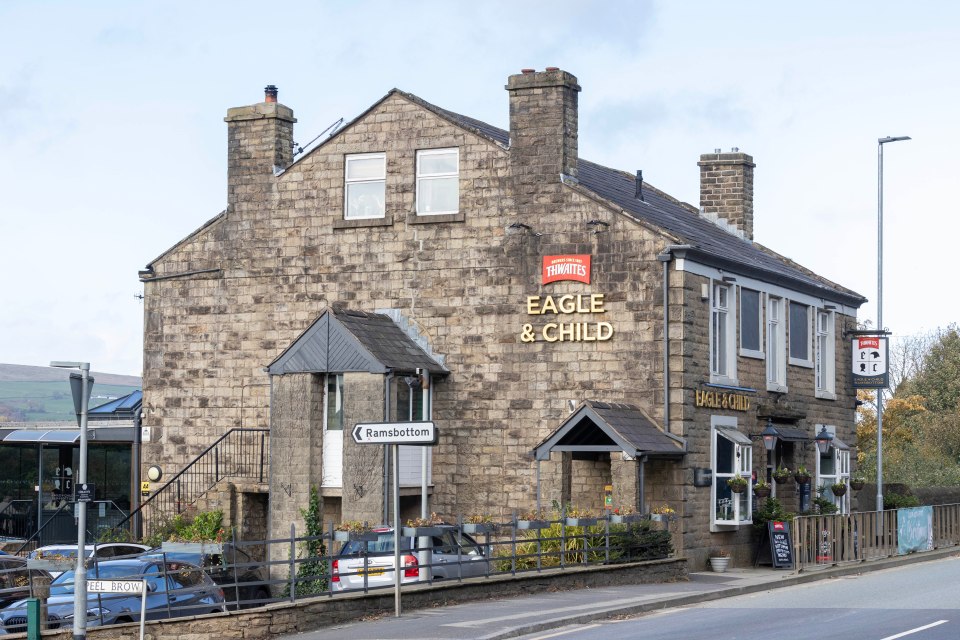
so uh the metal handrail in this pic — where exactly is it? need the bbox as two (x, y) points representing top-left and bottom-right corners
(113, 428), (269, 538)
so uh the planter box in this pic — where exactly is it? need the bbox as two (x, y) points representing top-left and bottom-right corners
(462, 523), (495, 535)
(565, 518), (598, 527)
(27, 558), (74, 572)
(516, 519), (549, 530)
(608, 514), (640, 524)
(333, 531), (377, 542)
(160, 541), (224, 555)
(402, 527), (443, 538)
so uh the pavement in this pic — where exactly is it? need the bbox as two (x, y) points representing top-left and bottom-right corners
(279, 547), (960, 640)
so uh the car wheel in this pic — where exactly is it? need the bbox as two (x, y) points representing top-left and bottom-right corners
(114, 616), (133, 624)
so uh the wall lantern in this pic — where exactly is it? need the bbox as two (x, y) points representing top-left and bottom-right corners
(815, 426), (835, 456)
(146, 465), (163, 482)
(761, 421), (780, 452)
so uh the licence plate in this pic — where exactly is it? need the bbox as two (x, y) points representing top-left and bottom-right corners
(357, 567), (385, 576)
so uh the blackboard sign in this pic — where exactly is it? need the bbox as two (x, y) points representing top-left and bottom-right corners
(768, 520), (793, 569)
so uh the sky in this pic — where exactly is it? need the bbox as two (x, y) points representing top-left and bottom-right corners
(1, 1), (957, 376)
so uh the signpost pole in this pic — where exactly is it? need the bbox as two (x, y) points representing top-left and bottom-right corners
(393, 443), (401, 617)
(139, 579), (147, 640)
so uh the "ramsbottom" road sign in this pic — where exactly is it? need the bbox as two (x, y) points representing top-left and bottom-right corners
(352, 421), (437, 446)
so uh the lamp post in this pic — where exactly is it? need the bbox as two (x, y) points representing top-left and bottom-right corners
(876, 135), (910, 513)
(50, 361), (91, 640)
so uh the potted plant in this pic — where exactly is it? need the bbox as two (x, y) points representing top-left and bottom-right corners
(708, 549), (730, 573)
(753, 478), (771, 498)
(608, 507), (638, 524)
(462, 514), (496, 535)
(727, 474), (748, 494)
(332, 520), (376, 542)
(831, 481), (848, 497)
(565, 507), (598, 528)
(850, 474), (867, 490)
(516, 509), (550, 530)
(650, 505), (676, 522)
(794, 465), (811, 484)
(402, 512), (444, 537)
(772, 465), (791, 484)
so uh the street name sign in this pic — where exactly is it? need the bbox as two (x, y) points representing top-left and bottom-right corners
(87, 579), (145, 594)
(352, 421), (437, 446)
(851, 336), (889, 389)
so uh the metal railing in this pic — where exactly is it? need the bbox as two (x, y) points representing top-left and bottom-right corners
(114, 428), (269, 539)
(793, 503), (960, 571)
(7, 500), (133, 553)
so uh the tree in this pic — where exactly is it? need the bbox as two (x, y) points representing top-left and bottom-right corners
(905, 326), (960, 413)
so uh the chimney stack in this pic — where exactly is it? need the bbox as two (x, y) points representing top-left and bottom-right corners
(224, 86), (296, 207)
(698, 149), (755, 240)
(506, 68), (581, 201)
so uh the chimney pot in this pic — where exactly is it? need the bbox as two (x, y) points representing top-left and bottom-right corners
(714, 148), (721, 153)
(264, 85), (279, 103)
(731, 146), (739, 152)
(545, 66), (559, 71)
(521, 68), (535, 74)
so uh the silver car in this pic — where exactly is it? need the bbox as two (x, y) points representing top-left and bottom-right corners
(331, 526), (489, 593)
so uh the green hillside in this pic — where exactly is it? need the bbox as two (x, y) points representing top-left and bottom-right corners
(0, 364), (141, 423)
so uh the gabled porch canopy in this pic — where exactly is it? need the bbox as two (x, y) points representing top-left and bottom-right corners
(266, 308), (448, 376)
(533, 400), (686, 461)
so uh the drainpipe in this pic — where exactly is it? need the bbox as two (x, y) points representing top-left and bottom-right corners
(383, 371), (394, 524)
(133, 409), (142, 540)
(656, 251), (673, 433)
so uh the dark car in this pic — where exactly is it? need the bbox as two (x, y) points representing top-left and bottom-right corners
(147, 544), (270, 609)
(0, 556), (52, 608)
(0, 557), (225, 634)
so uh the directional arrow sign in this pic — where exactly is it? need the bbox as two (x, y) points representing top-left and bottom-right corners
(352, 421), (437, 446)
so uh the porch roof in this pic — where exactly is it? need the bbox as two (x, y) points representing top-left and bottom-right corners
(532, 400), (686, 461)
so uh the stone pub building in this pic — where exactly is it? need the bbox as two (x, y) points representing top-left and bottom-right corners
(140, 68), (865, 567)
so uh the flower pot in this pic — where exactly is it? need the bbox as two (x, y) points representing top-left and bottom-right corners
(462, 523), (494, 535)
(516, 519), (549, 530)
(402, 526), (443, 537)
(565, 517), (598, 527)
(333, 530), (377, 542)
(709, 556), (730, 573)
(609, 513), (641, 524)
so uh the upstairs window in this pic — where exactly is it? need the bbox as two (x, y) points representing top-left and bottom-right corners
(789, 302), (813, 367)
(815, 310), (836, 398)
(416, 148), (459, 215)
(767, 297), (787, 391)
(345, 153), (386, 220)
(711, 283), (737, 384)
(740, 288), (763, 358)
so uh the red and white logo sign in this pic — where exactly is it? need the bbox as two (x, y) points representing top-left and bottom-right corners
(857, 337), (880, 350)
(542, 255), (591, 285)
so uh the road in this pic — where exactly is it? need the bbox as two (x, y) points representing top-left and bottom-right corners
(517, 557), (960, 640)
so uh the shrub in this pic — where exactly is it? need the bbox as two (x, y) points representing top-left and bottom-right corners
(752, 497), (795, 534)
(885, 492), (921, 509)
(285, 485), (328, 597)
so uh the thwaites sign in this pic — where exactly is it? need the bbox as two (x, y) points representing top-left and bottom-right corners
(851, 336), (889, 389)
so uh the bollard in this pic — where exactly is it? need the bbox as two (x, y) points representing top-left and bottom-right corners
(30, 575), (50, 632)
(25, 598), (40, 640)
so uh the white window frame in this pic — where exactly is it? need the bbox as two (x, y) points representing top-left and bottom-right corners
(416, 148), (459, 215)
(788, 301), (814, 368)
(767, 296), (787, 392)
(321, 373), (345, 488)
(344, 153), (386, 220)
(711, 416), (753, 529)
(814, 425), (850, 514)
(710, 282), (737, 385)
(739, 288), (764, 359)
(815, 310), (836, 399)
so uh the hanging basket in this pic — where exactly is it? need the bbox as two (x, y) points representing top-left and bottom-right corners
(773, 472), (791, 485)
(831, 484), (848, 497)
(754, 486), (771, 498)
(850, 479), (866, 490)
(794, 472), (811, 485)
(728, 482), (747, 494)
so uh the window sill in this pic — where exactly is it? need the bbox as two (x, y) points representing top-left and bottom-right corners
(710, 521), (751, 532)
(409, 211), (465, 224)
(766, 382), (788, 393)
(815, 390), (837, 400)
(788, 357), (814, 369)
(334, 215), (394, 229)
(710, 374), (739, 387)
(740, 349), (765, 360)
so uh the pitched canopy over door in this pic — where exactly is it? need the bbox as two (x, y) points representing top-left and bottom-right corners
(532, 400), (686, 461)
(266, 308), (448, 376)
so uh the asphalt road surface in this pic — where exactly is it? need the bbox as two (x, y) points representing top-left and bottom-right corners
(517, 556), (960, 640)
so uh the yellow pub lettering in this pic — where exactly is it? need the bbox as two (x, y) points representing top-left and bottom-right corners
(695, 390), (751, 412)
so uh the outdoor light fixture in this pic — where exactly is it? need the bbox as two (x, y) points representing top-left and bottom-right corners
(815, 425), (835, 456)
(146, 465), (163, 482)
(761, 421), (780, 452)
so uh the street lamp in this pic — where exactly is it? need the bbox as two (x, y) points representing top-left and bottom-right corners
(815, 425), (835, 456)
(760, 421), (779, 452)
(50, 361), (91, 640)
(876, 135), (910, 513)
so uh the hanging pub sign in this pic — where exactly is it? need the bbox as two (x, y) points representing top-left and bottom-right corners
(851, 336), (889, 389)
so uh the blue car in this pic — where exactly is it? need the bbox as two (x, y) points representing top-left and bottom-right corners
(0, 557), (226, 634)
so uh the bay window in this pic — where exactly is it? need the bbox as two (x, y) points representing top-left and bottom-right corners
(712, 418), (753, 528)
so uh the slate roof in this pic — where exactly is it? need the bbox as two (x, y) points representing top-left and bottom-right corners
(426, 99), (865, 307)
(88, 390), (142, 421)
(532, 400), (686, 460)
(267, 309), (448, 376)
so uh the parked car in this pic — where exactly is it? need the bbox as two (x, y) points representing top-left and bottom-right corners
(0, 556), (52, 608)
(0, 557), (226, 634)
(331, 526), (489, 593)
(147, 544), (270, 609)
(27, 543), (151, 577)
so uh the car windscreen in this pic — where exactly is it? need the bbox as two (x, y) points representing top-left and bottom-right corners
(340, 534), (412, 555)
